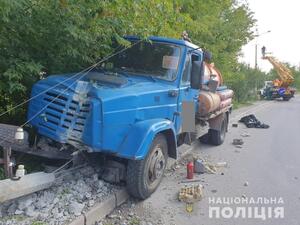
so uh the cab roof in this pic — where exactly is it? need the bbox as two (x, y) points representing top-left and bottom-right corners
(125, 35), (202, 51)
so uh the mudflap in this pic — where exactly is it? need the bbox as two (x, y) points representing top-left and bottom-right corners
(208, 112), (227, 131)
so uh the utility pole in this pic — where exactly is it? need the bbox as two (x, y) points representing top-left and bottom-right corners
(254, 30), (271, 70)
(253, 29), (271, 97)
(255, 43), (258, 69)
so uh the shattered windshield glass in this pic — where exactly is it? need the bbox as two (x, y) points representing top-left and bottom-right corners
(102, 41), (182, 81)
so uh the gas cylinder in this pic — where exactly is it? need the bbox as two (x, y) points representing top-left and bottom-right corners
(198, 91), (221, 116)
(187, 162), (194, 179)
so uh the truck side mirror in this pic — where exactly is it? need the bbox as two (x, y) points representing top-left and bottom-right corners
(191, 61), (202, 89)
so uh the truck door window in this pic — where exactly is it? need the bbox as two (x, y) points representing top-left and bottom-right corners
(182, 53), (202, 85)
(181, 55), (191, 84)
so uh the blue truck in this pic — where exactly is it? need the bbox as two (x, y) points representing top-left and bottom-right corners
(26, 36), (232, 199)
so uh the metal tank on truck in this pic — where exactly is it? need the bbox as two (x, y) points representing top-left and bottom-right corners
(13, 34), (234, 199)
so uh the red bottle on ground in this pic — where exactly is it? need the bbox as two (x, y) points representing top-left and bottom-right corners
(187, 161), (194, 179)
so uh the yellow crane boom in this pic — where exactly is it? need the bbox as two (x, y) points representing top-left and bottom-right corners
(262, 55), (294, 88)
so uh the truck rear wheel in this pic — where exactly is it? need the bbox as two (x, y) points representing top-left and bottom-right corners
(209, 115), (227, 146)
(126, 134), (168, 199)
(282, 96), (291, 101)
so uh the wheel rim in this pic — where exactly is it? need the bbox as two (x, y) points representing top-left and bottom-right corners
(146, 145), (166, 188)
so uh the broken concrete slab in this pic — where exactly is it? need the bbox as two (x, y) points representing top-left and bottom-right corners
(0, 172), (55, 203)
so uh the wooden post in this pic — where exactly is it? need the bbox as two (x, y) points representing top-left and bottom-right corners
(1, 147), (13, 178)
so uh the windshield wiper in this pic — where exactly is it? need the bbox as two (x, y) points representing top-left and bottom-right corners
(118, 67), (156, 82)
(134, 73), (156, 82)
(95, 67), (129, 77)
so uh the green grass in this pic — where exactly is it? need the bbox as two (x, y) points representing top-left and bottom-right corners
(129, 217), (141, 225)
(232, 101), (254, 110)
(31, 221), (47, 225)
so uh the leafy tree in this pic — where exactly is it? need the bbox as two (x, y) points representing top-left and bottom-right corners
(0, 0), (256, 124)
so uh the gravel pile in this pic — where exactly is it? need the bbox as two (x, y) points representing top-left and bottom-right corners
(0, 167), (118, 225)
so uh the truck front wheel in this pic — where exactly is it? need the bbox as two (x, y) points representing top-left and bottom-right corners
(126, 134), (168, 199)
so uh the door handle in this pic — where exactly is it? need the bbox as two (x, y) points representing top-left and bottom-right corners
(168, 90), (178, 97)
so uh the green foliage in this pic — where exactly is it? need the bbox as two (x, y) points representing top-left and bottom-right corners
(293, 68), (300, 90)
(226, 64), (266, 102)
(0, 0), (256, 124)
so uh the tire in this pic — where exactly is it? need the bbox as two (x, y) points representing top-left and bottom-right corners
(282, 96), (291, 101)
(209, 115), (227, 146)
(126, 134), (168, 199)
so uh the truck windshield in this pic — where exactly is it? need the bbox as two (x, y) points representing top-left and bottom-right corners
(103, 41), (181, 81)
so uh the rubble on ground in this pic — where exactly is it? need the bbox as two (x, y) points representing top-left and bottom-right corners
(193, 158), (219, 174)
(0, 167), (118, 225)
(232, 139), (244, 146)
(241, 133), (251, 137)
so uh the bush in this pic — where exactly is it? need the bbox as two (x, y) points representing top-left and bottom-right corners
(226, 64), (266, 103)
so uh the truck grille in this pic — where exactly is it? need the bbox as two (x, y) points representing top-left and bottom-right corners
(39, 90), (91, 145)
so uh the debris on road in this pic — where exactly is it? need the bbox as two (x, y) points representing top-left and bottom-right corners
(181, 179), (202, 184)
(193, 158), (217, 174)
(233, 139), (244, 146)
(216, 162), (228, 168)
(239, 114), (270, 129)
(186, 161), (194, 179)
(194, 159), (206, 173)
(244, 181), (249, 187)
(241, 133), (251, 137)
(232, 123), (238, 127)
(178, 184), (203, 203)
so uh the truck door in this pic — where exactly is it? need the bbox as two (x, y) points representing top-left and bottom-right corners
(176, 52), (202, 134)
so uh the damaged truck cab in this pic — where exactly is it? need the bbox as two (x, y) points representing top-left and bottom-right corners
(28, 36), (232, 199)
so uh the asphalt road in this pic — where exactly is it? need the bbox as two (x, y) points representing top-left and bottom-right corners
(126, 96), (300, 225)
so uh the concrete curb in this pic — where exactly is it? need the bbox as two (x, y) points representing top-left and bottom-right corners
(69, 188), (129, 225)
